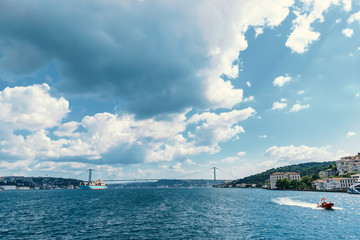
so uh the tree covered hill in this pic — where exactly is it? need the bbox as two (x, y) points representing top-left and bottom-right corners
(234, 161), (335, 185)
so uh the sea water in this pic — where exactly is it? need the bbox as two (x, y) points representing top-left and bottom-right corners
(1, 188), (359, 239)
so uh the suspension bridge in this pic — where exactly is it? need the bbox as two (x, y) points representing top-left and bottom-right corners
(76, 167), (238, 185)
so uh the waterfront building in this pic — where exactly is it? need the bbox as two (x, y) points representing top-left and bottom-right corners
(319, 169), (337, 178)
(313, 179), (325, 191)
(323, 178), (340, 191)
(314, 176), (359, 191)
(269, 172), (300, 189)
(0, 185), (16, 190)
(336, 153), (360, 175)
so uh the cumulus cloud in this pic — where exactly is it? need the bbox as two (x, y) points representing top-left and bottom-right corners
(246, 81), (251, 87)
(0, 84), (256, 172)
(289, 103), (310, 112)
(264, 145), (339, 164)
(0, 84), (69, 131)
(346, 131), (356, 138)
(273, 75), (291, 87)
(342, 28), (354, 37)
(285, 0), (338, 53)
(297, 90), (305, 95)
(0, 0), (295, 116)
(348, 11), (360, 24)
(342, 0), (352, 12)
(272, 101), (287, 110)
(188, 107), (256, 146)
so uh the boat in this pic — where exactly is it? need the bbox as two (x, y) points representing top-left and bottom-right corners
(317, 198), (334, 210)
(348, 181), (360, 194)
(78, 169), (108, 190)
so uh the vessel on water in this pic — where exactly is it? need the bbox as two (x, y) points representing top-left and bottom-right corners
(78, 169), (108, 190)
(347, 181), (360, 194)
(317, 198), (334, 210)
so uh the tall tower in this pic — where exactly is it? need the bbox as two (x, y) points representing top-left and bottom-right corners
(88, 168), (93, 182)
(212, 167), (217, 184)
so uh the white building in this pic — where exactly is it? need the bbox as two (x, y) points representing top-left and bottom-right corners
(314, 176), (359, 191)
(270, 172), (300, 189)
(336, 153), (360, 175)
(0, 185), (17, 190)
(319, 169), (337, 178)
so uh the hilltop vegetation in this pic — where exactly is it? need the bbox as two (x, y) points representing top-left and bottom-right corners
(0, 176), (82, 189)
(234, 161), (335, 186)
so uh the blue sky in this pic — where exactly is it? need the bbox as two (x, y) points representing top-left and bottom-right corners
(1, 0), (360, 180)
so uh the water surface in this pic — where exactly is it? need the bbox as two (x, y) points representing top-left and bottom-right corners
(1, 188), (359, 239)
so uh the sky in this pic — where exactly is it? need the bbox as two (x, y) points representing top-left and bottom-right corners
(1, 0), (360, 181)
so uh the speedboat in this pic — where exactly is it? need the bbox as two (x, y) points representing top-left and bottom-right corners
(317, 198), (334, 210)
(348, 181), (360, 194)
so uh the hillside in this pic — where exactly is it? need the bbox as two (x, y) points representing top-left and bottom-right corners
(234, 161), (335, 185)
(0, 176), (82, 189)
(110, 179), (226, 188)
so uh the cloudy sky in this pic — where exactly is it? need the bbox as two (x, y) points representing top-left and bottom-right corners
(1, 0), (360, 180)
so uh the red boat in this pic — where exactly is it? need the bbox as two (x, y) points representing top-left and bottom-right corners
(317, 198), (334, 210)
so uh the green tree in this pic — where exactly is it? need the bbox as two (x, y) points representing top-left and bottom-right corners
(300, 176), (313, 188)
(298, 181), (308, 189)
(276, 178), (290, 190)
(311, 173), (320, 180)
(289, 180), (299, 189)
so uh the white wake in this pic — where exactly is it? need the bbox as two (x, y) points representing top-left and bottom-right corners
(272, 197), (343, 210)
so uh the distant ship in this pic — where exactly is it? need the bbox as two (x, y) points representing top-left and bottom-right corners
(78, 169), (108, 190)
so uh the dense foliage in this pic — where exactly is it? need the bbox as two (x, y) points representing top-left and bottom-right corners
(234, 161), (335, 185)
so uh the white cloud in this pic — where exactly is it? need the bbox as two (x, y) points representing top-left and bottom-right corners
(246, 81), (251, 87)
(198, 0), (294, 109)
(273, 75), (291, 87)
(356, 93), (360, 98)
(348, 11), (360, 24)
(342, 28), (354, 37)
(185, 159), (196, 165)
(286, 0), (339, 53)
(54, 121), (80, 137)
(243, 96), (255, 102)
(342, 0), (352, 12)
(347, 131), (356, 138)
(297, 90), (305, 95)
(0, 84), (69, 131)
(289, 103), (310, 112)
(265, 145), (340, 164)
(255, 27), (264, 38)
(0, 85), (255, 168)
(272, 101), (287, 110)
(280, 98), (287, 102)
(220, 151), (246, 164)
(188, 107), (256, 146)
(237, 151), (246, 157)
(221, 156), (240, 164)
(259, 135), (268, 138)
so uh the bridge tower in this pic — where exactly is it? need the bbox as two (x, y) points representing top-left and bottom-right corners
(212, 167), (217, 184)
(88, 168), (93, 182)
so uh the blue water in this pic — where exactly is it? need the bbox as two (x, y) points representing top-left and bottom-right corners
(1, 188), (359, 239)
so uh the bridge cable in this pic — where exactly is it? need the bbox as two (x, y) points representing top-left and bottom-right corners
(215, 168), (239, 180)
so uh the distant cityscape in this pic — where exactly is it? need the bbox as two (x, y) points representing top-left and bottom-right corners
(267, 152), (360, 192)
(2, 153), (360, 192)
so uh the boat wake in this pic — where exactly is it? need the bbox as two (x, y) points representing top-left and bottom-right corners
(272, 197), (343, 210)
(272, 197), (319, 209)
